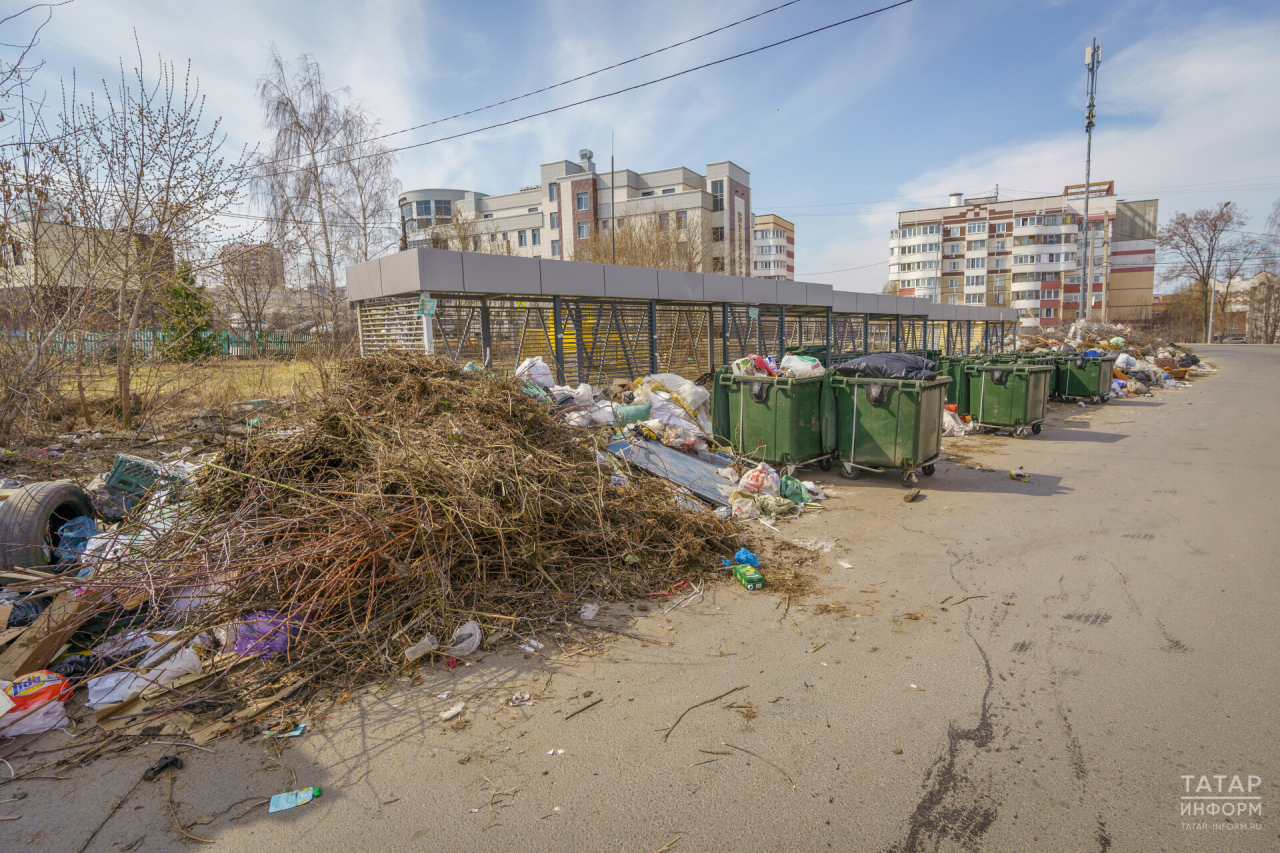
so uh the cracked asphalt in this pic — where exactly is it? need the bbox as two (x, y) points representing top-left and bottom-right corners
(8, 346), (1276, 852)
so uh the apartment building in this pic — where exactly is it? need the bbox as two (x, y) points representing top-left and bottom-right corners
(220, 243), (284, 291)
(751, 214), (794, 281)
(886, 183), (1158, 327)
(399, 151), (752, 275)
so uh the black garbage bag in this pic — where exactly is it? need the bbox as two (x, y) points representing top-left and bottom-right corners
(4, 596), (51, 627)
(834, 353), (937, 381)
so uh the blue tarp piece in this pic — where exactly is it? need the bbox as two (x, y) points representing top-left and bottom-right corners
(606, 438), (736, 506)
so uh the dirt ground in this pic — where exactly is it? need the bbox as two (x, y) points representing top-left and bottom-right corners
(3, 352), (1274, 852)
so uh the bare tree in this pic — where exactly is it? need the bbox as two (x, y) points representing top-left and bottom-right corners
(572, 211), (713, 271)
(255, 48), (400, 367)
(1157, 202), (1253, 344)
(1212, 238), (1264, 341)
(1247, 268), (1280, 344)
(54, 50), (253, 426)
(216, 240), (285, 355)
(0, 2), (68, 103)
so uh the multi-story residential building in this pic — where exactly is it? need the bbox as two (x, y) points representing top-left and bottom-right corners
(220, 243), (284, 292)
(751, 214), (794, 281)
(398, 151), (752, 275)
(886, 183), (1158, 327)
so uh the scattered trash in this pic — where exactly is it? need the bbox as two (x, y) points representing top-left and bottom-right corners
(1010, 469), (1030, 482)
(739, 463), (781, 497)
(733, 564), (765, 590)
(519, 638), (544, 654)
(405, 631), (439, 662)
(442, 621), (482, 657)
(578, 603), (600, 621)
(733, 548), (759, 567)
(143, 755), (184, 782)
(779, 354), (826, 378)
(440, 702), (466, 721)
(264, 723), (307, 739)
(269, 786), (322, 814)
(509, 692), (532, 707)
(0, 670), (72, 736)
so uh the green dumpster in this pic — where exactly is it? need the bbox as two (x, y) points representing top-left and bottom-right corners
(712, 368), (835, 474)
(935, 356), (973, 414)
(965, 363), (1053, 436)
(830, 375), (951, 486)
(1053, 353), (1118, 403)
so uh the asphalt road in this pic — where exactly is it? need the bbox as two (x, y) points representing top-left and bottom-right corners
(10, 346), (1277, 852)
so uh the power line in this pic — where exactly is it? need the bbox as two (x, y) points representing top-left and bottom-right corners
(335, 0), (806, 155)
(265, 0), (916, 173)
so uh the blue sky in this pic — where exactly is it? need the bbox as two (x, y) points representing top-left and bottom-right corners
(15, 0), (1280, 291)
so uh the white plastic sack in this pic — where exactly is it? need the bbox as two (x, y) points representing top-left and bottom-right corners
(564, 401), (616, 427)
(780, 355), (825, 379)
(633, 374), (712, 432)
(551, 383), (594, 406)
(442, 620), (482, 657)
(405, 631), (439, 662)
(515, 356), (556, 390)
(942, 409), (978, 437)
(0, 697), (69, 736)
(645, 399), (703, 436)
(1115, 353), (1137, 371)
(738, 462), (781, 497)
(86, 633), (205, 709)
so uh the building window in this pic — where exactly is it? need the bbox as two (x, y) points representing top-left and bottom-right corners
(577, 222), (588, 239)
(662, 188), (675, 194)
(677, 210), (688, 230)
(600, 219), (609, 230)
(549, 183), (558, 202)
(967, 222), (986, 234)
(641, 190), (655, 197)
(965, 275), (985, 287)
(576, 192), (588, 211)
(992, 240), (1006, 251)
(528, 207), (538, 213)
(712, 227), (725, 242)
(489, 233), (497, 243)
(532, 228), (541, 246)
(712, 256), (725, 271)
(434, 199), (452, 220)
(400, 203), (412, 219)
(416, 201), (431, 218)
(992, 223), (1007, 233)
(965, 293), (985, 304)
(658, 212), (669, 230)
(483, 213), (493, 220)
(990, 258), (1007, 269)
(551, 239), (560, 257)
(502, 232), (509, 242)
(711, 180), (724, 212)
(518, 230), (527, 247)
(967, 240), (986, 250)
(947, 227), (963, 237)
(1044, 308), (1057, 318)
(549, 211), (559, 229)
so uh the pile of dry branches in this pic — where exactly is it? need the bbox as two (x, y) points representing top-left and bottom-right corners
(76, 353), (740, 700)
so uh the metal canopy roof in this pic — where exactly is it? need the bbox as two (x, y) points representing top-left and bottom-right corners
(346, 247), (1011, 322)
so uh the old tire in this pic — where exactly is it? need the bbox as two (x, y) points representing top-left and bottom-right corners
(921, 464), (936, 476)
(0, 480), (94, 569)
(1031, 423), (1042, 435)
(818, 457), (833, 472)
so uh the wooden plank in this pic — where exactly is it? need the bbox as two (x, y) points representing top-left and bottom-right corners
(0, 589), (101, 680)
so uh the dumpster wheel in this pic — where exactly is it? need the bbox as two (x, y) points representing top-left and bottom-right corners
(900, 471), (918, 487)
(818, 457), (833, 472)
(839, 463), (860, 480)
(921, 463), (936, 476)
(1031, 423), (1042, 435)
(1013, 426), (1027, 437)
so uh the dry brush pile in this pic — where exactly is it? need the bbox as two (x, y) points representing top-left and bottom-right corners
(75, 353), (741, 701)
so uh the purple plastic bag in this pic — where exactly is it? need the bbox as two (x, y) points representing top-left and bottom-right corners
(235, 610), (304, 659)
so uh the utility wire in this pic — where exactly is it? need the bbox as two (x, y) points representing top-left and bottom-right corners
(264, 0), (916, 172)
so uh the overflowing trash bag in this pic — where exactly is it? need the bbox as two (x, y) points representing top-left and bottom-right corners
(834, 353), (937, 381)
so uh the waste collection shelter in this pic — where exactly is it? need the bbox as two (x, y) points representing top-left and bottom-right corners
(345, 248), (1015, 385)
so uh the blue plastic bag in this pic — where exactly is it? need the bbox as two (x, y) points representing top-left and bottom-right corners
(55, 516), (99, 565)
(734, 548), (759, 567)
